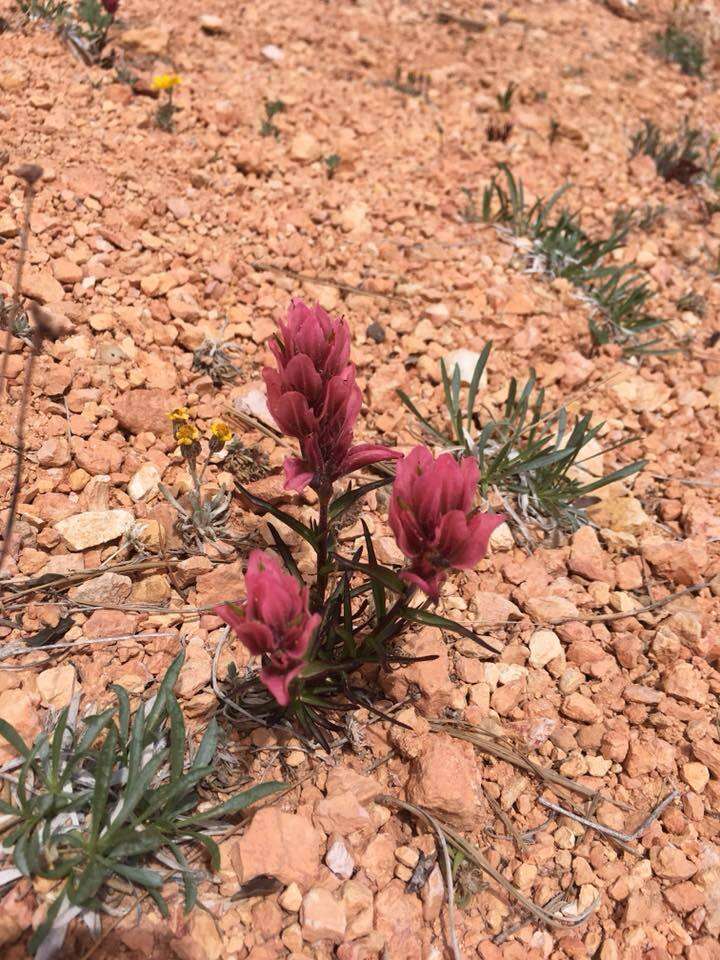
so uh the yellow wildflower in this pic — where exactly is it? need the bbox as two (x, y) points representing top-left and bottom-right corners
(176, 423), (200, 446)
(210, 421), (233, 444)
(151, 73), (182, 92)
(168, 407), (190, 422)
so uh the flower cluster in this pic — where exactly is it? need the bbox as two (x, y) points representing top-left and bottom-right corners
(168, 408), (232, 459)
(217, 300), (504, 708)
(101, 0), (119, 13)
(151, 73), (182, 92)
(389, 446), (506, 600)
(263, 300), (400, 492)
(215, 551), (319, 705)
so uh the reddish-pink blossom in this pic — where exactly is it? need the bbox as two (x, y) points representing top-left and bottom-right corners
(101, 0), (119, 14)
(263, 300), (400, 492)
(214, 550), (320, 706)
(389, 446), (505, 600)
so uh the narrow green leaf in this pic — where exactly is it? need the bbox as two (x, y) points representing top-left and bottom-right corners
(110, 861), (163, 889)
(575, 458), (646, 495)
(167, 694), (186, 783)
(168, 841), (197, 913)
(266, 523), (302, 582)
(183, 830), (220, 870)
(146, 652), (185, 734)
(50, 707), (69, 786)
(361, 519), (385, 622)
(336, 554), (406, 596)
(71, 707), (115, 760)
(179, 781), (285, 825)
(400, 606), (502, 655)
(28, 883), (68, 955)
(235, 481), (318, 546)
(192, 717), (218, 772)
(466, 341), (492, 431)
(100, 750), (166, 844)
(90, 724), (117, 844)
(396, 390), (449, 443)
(329, 478), (390, 521)
(110, 683), (130, 744)
(71, 858), (108, 905)
(0, 718), (31, 759)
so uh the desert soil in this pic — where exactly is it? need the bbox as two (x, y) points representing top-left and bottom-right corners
(1, 0), (720, 958)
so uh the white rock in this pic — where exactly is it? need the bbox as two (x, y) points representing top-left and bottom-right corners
(340, 201), (369, 233)
(55, 509), (134, 551)
(68, 571), (132, 605)
(199, 14), (225, 34)
(233, 381), (278, 429)
(529, 629), (563, 668)
(443, 348), (488, 388)
(261, 44), (284, 61)
(128, 463), (161, 502)
(325, 838), (355, 879)
(290, 131), (321, 162)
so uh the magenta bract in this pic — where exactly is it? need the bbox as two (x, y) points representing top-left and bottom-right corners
(263, 300), (400, 491)
(214, 550), (320, 706)
(389, 446), (505, 599)
(101, 0), (119, 14)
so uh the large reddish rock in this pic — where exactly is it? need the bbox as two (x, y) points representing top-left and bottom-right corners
(194, 559), (246, 607)
(568, 526), (616, 585)
(406, 732), (479, 827)
(231, 808), (322, 890)
(314, 792), (371, 836)
(374, 880), (423, 960)
(0, 690), (40, 763)
(641, 536), (709, 586)
(114, 389), (174, 436)
(379, 626), (452, 716)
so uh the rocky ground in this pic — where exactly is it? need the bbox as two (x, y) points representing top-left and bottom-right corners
(1, 0), (720, 957)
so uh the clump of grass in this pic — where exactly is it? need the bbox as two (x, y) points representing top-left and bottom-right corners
(192, 330), (242, 386)
(389, 67), (430, 99)
(479, 164), (666, 350)
(655, 24), (705, 77)
(224, 439), (272, 484)
(612, 203), (667, 233)
(16, 0), (69, 20)
(496, 80), (517, 112)
(398, 344), (645, 543)
(486, 120), (513, 143)
(324, 154), (341, 179)
(0, 653), (283, 956)
(160, 410), (236, 551)
(630, 119), (703, 184)
(676, 291), (706, 317)
(260, 99), (285, 138)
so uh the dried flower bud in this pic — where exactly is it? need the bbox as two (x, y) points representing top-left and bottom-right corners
(14, 164), (43, 186)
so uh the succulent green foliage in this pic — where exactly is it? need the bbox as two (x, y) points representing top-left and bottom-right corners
(0, 653), (283, 955)
(630, 119), (703, 184)
(398, 344), (645, 541)
(16, 0), (69, 19)
(260, 100), (285, 138)
(496, 80), (518, 112)
(479, 164), (666, 350)
(655, 24), (705, 77)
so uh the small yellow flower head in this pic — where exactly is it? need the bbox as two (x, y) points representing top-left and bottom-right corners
(176, 423), (200, 446)
(151, 73), (182, 92)
(210, 421), (233, 444)
(168, 407), (190, 422)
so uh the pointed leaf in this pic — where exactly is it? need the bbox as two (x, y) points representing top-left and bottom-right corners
(400, 606), (501, 655)
(179, 781), (285, 825)
(235, 482), (317, 546)
(167, 694), (186, 783)
(146, 652), (185, 734)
